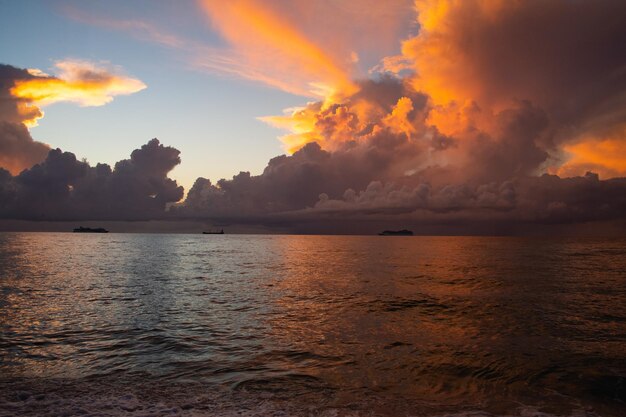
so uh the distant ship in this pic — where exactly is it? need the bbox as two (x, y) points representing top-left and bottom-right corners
(73, 226), (109, 233)
(202, 229), (224, 235)
(378, 229), (413, 236)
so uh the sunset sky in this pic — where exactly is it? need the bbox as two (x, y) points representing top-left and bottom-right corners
(1, 0), (300, 189)
(1, 0), (625, 233)
(1, 0), (414, 190)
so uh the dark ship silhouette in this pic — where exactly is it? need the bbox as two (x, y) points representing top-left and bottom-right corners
(73, 226), (109, 233)
(378, 229), (413, 236)
(202, 229), (224, 235)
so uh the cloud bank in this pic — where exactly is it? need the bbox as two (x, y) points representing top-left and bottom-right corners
(0, 139), (183, 220)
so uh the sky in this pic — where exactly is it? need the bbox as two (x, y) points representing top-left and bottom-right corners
(0, 0), (303, 190)
(1, 0), (626, 234)
(0, 0), (414, 192)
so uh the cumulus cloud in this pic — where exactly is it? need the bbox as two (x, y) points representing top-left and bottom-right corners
(0, 121), (50, 176)
(0, 139), (184, 220)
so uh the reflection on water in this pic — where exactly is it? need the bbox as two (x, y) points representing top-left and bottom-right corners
(0, 233), (625, 416)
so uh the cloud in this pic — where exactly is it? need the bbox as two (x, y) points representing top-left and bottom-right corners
(62, 5), (308, 95)
(0, 139), (184, 220)
(405, 0), (626, 112)
(176, 135), (626, 231)
(197, 0), (359, 99)
(260, 76), (429, 152)
(0, 122), (50, 176)
(62, 6), (187, 49)
(11, 59), (146, 107)
(66, 1), (415, 99)
(174, 7), (626, 231)
(557, 133), (626, 180)
(401, 0), (626, 177)
(197, 0), (417, 98)
(0, 61), (146, 176)
(0, 64), (50, 175)
(309, 173), (626, 224)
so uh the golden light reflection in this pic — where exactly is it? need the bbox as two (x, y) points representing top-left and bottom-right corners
(264, 236), (500, 404)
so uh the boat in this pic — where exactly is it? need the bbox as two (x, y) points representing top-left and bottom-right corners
(378, 229), (413, 236)
(73, 226), (109, 233)
(202, 229), (224, 234)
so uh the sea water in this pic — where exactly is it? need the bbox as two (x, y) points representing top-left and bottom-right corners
(0, 233), (625, 416)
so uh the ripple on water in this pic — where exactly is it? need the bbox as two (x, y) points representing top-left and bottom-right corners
(0, 234), (625, 416)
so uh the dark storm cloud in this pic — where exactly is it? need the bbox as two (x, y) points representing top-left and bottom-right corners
(0, 64), (50, 174)
(0, 139), (184, 220)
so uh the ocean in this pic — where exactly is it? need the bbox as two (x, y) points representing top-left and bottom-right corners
(0, 233), (624, 416)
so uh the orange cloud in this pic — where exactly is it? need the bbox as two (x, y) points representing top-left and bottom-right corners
(402, 0), (537, 109)
(262, 103), (363, 153)
(383, 97), (415, 138)
(395, 0), (626, 179)
(260, 102), (355, 153)
(557, 131), (626, 179)
(11, 60), (146, 109)
(198, 0), (358, 99)
(403, 0), (626, 120)
(261, 91), (421, 154)
(260, 106), (320, 153)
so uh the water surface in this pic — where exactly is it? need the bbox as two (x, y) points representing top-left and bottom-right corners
(1, 233), (625, 416)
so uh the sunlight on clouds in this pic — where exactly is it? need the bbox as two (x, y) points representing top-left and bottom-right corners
(11, 60), (146, 108)
(198, 0), (358, 100)
(402, 0), (508, 107)
(260, 94), (421, 154)
(383, 97), (415, 138)
(15, 103), (43, 128)
(54, 0), (625, 184)
(558, 131), (626, 179)
(259, 106), (320, 153)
